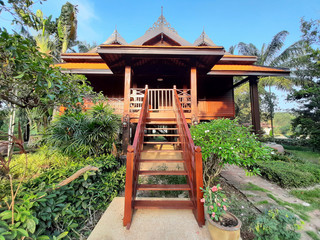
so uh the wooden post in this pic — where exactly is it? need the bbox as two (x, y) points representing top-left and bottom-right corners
(249, 76), (261, 134)
(123, 66), (131, 114)
(190, 67), (198, 123)
(123, 145), (134, 228)
(194, 146), (205, 226)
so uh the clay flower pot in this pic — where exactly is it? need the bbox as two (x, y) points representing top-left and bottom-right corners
(205, 209), (242, 240)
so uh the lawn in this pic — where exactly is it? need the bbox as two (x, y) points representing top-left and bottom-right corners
(284, 144), (320, 164)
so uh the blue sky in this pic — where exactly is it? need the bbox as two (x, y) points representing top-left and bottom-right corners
(1, 0), (319, 110)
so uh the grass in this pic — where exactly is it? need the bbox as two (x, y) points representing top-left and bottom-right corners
(284, 144), (320, 164)
(242, 182), (270, 192)
(306, 231), (320, 240)
(256, 200), (269, 205)
(290, 188), (320, 210)
(267, 193), (312, 221)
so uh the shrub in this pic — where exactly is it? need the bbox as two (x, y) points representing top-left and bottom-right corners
(45, 103), (120, 157)
(256, 160), (319, 188)
(0, 154), (126, 239)
(252, 208), (303, 240)
(191, 119), (271, 186)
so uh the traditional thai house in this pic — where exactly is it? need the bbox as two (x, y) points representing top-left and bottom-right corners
(56, 11), (290, 228)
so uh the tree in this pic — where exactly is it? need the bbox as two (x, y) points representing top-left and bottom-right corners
(288, 19), (320, 150)
(78, 41), (97, 53)
(57, 2), (77, 54)
(235, 31), (307, 134)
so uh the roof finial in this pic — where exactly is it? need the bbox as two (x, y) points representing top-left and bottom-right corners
(161, 6), (163, 17)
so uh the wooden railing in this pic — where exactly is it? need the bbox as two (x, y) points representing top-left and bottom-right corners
(176, 89), (192, 113)
(173, 87), (205, 226)
(123, 86), (149, 228)
(129, 88), (145, 113)
(148, 89), (174, 112)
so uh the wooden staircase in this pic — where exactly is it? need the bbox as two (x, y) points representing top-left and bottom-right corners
(123, 87), (204, 229)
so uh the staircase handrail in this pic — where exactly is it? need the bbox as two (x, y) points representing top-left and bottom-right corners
(173, 87), (205, 226)
(123, 86), (149, 228)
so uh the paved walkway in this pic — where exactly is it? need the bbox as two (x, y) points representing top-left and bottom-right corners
(88, 197), (211, 240)
(221, 165), (320, 240)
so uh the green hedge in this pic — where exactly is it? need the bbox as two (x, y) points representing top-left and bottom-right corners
(256, 160), (320, 188)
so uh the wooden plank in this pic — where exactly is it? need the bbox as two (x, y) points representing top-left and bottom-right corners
(137, 184), (191, 191)
(139, 159), (184, 163)
(133, 200), (194, 209)
(144, 134), (179, 137)
(145, 128), (178, 130)
(123, 66), (131, 114)
(142, 150), (183, 153)
(138, 170), (187, 176)
(190, 67), (198, 121)
(143, 142), (181, 144)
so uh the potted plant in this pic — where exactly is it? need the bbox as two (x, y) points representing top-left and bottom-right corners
(201, 184), (242, 240)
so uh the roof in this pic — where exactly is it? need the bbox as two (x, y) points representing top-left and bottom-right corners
(54, 62), (290, 77)
(209, 64), (290, 76)
(130, 10), (192, 46)
(193, 30), (217, 46)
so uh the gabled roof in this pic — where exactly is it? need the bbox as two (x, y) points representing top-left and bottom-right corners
(193, 30), (217, 46)
(130, 10), (192, 46)
(103, 29), (127, 45)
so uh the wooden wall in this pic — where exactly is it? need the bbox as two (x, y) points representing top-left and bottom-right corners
(86, 74), (124, 98)
(197, 76), (235, 119)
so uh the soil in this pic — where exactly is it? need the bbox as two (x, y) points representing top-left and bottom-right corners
(219, 215), (238, 227)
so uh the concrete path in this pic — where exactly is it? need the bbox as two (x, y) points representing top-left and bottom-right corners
(221, 165), (320, 240)
(88, 197), (211, 240)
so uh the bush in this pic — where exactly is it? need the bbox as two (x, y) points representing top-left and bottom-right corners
(256, 160), (319, 188)
(191, 119), (271, 186)
(0, 154), (126, 239)
(45, 103), (120, 158)
(252, 208), (303, 240)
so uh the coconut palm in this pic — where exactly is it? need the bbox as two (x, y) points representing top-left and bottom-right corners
(77, 41), (98, 53)
(235, 30), (307, 136)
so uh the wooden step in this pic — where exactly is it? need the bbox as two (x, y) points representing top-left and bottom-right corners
(143, 142), (181, 144)
(145, 128), (178, 130)
(133, 200), (194, 209)
(142, 150), (183, 153)
(138, 170), (187, 176)
(137, 184), (191, 191)
(139, 159), (184, 163)
(144, 134), (179, 137)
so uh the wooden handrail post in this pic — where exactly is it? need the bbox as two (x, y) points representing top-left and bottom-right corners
(123, 145), (134, 228)
(194, 146), (205, 226)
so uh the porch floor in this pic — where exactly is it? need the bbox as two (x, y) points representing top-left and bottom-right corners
(88, 197), (211, 240)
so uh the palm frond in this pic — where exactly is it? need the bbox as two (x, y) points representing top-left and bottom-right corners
(237, 42), (260, 57)
(264, 30), (289, 65)
(259, 76), (294, 91)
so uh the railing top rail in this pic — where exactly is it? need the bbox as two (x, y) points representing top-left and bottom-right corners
(173, 89), (196, 149)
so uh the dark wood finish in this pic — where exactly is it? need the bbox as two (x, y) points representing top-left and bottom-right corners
(123, 86), (149, 228)
(137, 184), (191, 191)
(173, 88), (205, 226)
(138, 170), (188, 176)
(249, 77), (261, 134)
(134, 200), (194, 209)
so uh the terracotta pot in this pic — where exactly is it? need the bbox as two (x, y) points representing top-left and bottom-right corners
(205, 210), (242, 240)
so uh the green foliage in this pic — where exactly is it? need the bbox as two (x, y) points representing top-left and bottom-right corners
(273, 112), (294, 136)
(191, 119), (271, 186)
(201, 184), (228, 221)
(0, 28), (96, 110)
(256, 160), (320, 188)
(45, 103), (120, 157)
(242, 182), (270, 193)
(252, 208), (303, 240)
(306, 231), (320, 240)
(290, 188), (320, 210)
(0, 154), (126, 239)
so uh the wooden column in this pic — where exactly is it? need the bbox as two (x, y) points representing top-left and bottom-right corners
(122, 66), (131, 154)
(123, 66), (132, 114)
(249, 76), (261, 134)
(190, 67), (198, 123)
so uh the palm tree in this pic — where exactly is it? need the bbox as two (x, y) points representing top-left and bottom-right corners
(235, 30), (307, 137)
(77, 41), (98, 53)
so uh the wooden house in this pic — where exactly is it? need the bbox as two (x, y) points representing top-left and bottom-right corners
(56, 11), (290, 228)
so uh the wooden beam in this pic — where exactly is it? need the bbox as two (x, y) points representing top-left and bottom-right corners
(123, 66), (131, 114)
(249, 76), (261, 134)
(229, 77), (249, 90)
(190, 67), (198, 122)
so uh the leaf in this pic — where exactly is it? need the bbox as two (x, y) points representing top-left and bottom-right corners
(16, 228), (29, 237)
(56, 231), (68, 239)
(14, 73), (25, 79)
(37, 236), (50, 240)
(0, 211), (12, 220)
(26, 218), (36, 233)
(0, 235), (4, 240)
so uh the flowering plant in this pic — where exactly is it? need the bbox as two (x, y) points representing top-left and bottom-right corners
(200, 184), (228, 221)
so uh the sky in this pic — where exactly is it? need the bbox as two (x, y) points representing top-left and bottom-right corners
(1, 0), (319, 111)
